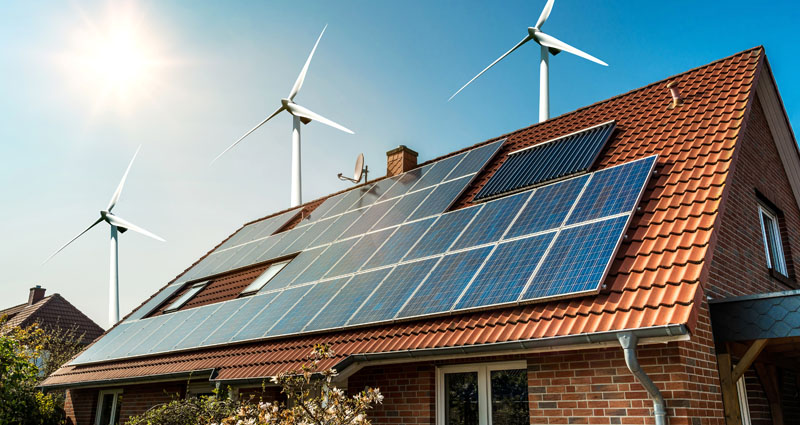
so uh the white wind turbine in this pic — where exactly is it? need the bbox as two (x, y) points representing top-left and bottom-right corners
(213, 25), (354, 207)
(44, 146), (165, 326)
(449, 0), (608, 123)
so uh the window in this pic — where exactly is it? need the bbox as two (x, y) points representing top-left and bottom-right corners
(737, 376), (751, 425)
(95, 389), (122, 425)
(240, 260), (291, 295)
(164, 281), (208, 312)
(436, 361), (528, 425)
(758, 205), (788, 276)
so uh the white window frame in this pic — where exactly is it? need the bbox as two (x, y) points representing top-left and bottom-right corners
(758, 205), (788, 275)
(737, 376), (752, 425)
(164, 281), (208, 313)
(241, 260), (291, 295)
(94, 389), (123, 425)
(435, 360), (527, 425)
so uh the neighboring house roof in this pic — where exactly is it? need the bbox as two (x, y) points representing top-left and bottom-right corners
(42, 47), (776, 388)
(1, 292), (105, 344)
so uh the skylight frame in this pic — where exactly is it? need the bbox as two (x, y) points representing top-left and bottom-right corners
(240, 260), (292, 296)
(163, 281), (208, 313)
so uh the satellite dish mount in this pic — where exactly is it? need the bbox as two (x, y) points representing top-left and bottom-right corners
(338, 153), (368, 184)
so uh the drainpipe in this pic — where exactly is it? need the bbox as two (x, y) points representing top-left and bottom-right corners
(617, 332), (668, 425)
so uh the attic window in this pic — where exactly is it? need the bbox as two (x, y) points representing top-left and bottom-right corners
(474, 121), (615, 201)
(241, 260), (291, 296)
(759, 205), (788, 276)
(164, 281), (207, 313)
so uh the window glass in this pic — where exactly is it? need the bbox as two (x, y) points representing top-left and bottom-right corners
(97, 393), (114, 425)
(444, 372), (479, 425)
(164, 282), (207, 312)
(96, 391), (122, 425)
(759, 207), (787, 275)
(490, 369), (528, 425)
(241, 260), (290, 295)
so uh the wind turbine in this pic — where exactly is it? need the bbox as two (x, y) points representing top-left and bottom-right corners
(44, 146), (165, 326)
(449, 0), (608, 123)
(213, 25), (354, 207)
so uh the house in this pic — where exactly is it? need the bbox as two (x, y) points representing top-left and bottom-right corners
(42, 47), (800, 425)
(1, 285), (104, 344)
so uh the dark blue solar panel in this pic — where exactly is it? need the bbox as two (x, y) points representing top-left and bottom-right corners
(448, 140), (504, 179)
(339, 198), (399, 239)
(305, 268), (391, 332)
(505, 175), (589, 238)
(522, 215), (628, 300)
(407, 176), (472, 222)
(372, 187), (433, 230)
(377, 164), (433, 201)
(280, 218), (336, 255)
(363, 218), (435, 269)
(398, 247), (492, 318)
(268, 277), (350, 336)
(450, 191), (530, 250)
(293, 238), (359, 285)
(455, 233), (554, 310)
(409, 153), (466, 191)
(475, 122), (615, 201)
(349, 258), (439, 325)
(202, 296), (274, 346)
(405, 207), (480, 260)
(261, 246), (326, 290)
(320, 184), (375, 219)
(172, 301), (243, 350)
(234, 285), (313, 341)
(566, 156), (655, 225)
(325, 228), (395, 278)
(310, 209), (363, 247)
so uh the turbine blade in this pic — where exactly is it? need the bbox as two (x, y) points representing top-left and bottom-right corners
(286, 103), (354, 134)
(212, 106), (285, 164)
(107, 145), (141, 212)
(43, 217), (104, 264)
(289, 24), (327, 100)
(534, 0), (555, 29)
(448, 36), (532, 102)
(105, 214), (165, 242)
(534, 32), (608, 66)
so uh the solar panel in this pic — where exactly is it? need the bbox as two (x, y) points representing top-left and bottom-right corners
(280, 218), (336, 255)
(319, 184), (375, 219)
(71, 322), (134, 363)
(406, 175), (472, 222)
(103, 315), (169, 359)
(233, 285), (313, 341)
(355, 176), (399, 207)
(171, 301), (241, 350)
(216, 208), (301, 251)
(566, 155), (655, 225)
(409, 153), (466, 191)
(371, 186), (433, 230)
(202, 296), (272, 346)
(346, 183), (381, 212)
(253, 227), (307, 264)
(338, 198), (399, 239)
(363, 218), (435, 269)
(227, 234), (285, 270)
(149, 306), (213, 353)
(349, 258), (439, 325)
(292, 238), (359, 285)
(475, 122), (615, 201)
(505, 175), (589, 238)
(126, 308), (199, 357)
(125, 282), (185, 321)
(302, 192), (347, 224)
(450, 191), (530, 250)
(260, 246), (327, 290)
(377, 164), (433, 201)
(325, 228), (395, 278)
(309, 209), (363, 247)
(268, 277), (350, 336)
(304, 268), (392, 332)
(455, 233), (555, 309)
(405, 207), (481, 261)
(398, 247), (492, 318)
(447, 140), (504, 179)
(522, 215), (629, 300)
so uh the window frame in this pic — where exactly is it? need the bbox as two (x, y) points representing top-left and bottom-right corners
(736, 376), (752, 425)
(94, 389), (123, 425)
(435, 360), (528, 425)
(164, 281), (208, 313)
(758, 205), (788, 276)
(240, 260), (291, 296)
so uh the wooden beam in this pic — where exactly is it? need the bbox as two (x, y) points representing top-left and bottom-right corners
(732, 339), (768, 382)
(755, 362), (784, 425)
(716, 343), (742, 425)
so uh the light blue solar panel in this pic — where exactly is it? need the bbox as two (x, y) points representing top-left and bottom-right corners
(254, 227), (306, 263)
(405, 207), (481, 260)
(172, 301), (241, 350)
(407, 176), (472, 222)
(450, 191), (530, 250)
(349, 258), (439, 325)
(202, 296), (274, 346)
(320, 184), (375, 219)
(372, 187), (433, 230)
(398, 247), (492, 318)
(228, 234), (284, 270)
(310, 209), (363, 247)
(293, 238), (359, 285)
(259, 246), (327, 291)
(233, 285), (313, 341)
(346, 183), (382, 212)
(505, 175), (589, 238)
(409, 153), (466, 191)
(455, 233), (554, 310)
(339, 198), (399, 239)
(126, 282), (185, 321)
(363, 218), (435, 269)
(448, 140), (504, 179)
(325, 228), (395, 278)
(523, 215), (629, 300)
(377, 164), (433, 201)
(305, 268), (391, 332)
(149, 306), (213, 353)
(303, 192), (347, 223)
(355, 176), (399, 208)
(126, 308), (199, 357)
(280, 218), (336, 255)
(216, 226), (259, 251)
(104, 315), (169, 359)
(210, 244), (254, 275)
(215, 208), (300, 251)
(70, 322), (134, 364)
(566, 156), (655, 225)
(268, 277), (350, 336)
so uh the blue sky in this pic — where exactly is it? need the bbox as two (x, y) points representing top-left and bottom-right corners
(1, 0), (798, 327)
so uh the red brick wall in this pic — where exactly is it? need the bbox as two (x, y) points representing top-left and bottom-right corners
(117, 382), (185, 422)
(64, 388), (97, 425)
(348, 363), (436, 424)
(238, 385), (284, 403)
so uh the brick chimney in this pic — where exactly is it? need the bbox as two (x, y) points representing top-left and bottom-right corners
(386, 145), (418, 177)
(28, 285), (46, 305)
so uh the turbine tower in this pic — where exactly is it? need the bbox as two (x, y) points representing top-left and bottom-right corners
(44, 146), (165, 326)
(449, 0), (608, 122)
(213, 25), (354, 207)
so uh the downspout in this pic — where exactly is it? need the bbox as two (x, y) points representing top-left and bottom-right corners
(617, 332), (668, 425)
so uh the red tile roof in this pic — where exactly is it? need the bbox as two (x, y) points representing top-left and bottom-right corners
(1, 294), (105, 344)
(42, 47), (764, 387)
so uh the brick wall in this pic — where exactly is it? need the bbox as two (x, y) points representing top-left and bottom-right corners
(64, 388), (97, 425)
(118, 382), (185, 422)
(237, 385), (284, 403)
(348, 363), (436, 424)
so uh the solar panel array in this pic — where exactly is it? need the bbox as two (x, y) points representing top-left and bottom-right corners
(75, 146), (655, 366)
(475, 121), (615, 201)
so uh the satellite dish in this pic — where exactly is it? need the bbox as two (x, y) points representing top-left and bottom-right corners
(338, 153), (368, 184)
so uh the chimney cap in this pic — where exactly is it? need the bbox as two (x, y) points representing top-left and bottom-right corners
(386, 145), (418, 157)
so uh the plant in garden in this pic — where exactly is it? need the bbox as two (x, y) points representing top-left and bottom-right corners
(126, 391), (240, 425)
